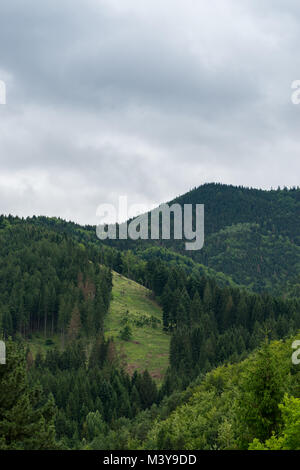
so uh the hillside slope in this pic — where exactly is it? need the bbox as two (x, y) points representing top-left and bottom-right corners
(104, 271), (170, 382)
(142, 334), (300, 450)
(3, 182), (300, 296)
(99, 184), (300, 296)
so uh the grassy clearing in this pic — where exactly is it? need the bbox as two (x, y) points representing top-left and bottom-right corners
(26, 272), (170, 383)
(105, 271), (170, 382)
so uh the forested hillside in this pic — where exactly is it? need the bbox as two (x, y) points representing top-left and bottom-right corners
(75, 336), (300, 451)
(100, 184), (300, 296)
(13, 184), (300, 296)
(141, 336), (300, 450)
(0, 219), (112, 340)
(0, 219), (160, 449)
(0, 183), (300, 450)
(180, 184), (300, 295)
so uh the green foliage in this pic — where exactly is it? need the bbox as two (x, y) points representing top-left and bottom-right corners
(1, 183), (300, 450)
(119, 325), (133, 342)
(249, 395), (300, 450)
(235, 340), (288, 447)
(0, 221), (112, 340)
(83, 410), (106, 442)
(99, 184), (300, 296)
(140, 336), (300, 451)
(0, 339), (57, 449)
(29, 339), (158, 449)
(105, 271), (170, 381)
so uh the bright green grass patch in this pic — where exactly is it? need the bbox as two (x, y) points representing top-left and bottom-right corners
(105, 271), (170, 383)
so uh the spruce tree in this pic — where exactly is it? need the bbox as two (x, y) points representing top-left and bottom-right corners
(235, 339), (287, 448)
(0, 339), (57, 449)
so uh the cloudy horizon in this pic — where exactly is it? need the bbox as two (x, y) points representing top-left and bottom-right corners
(0, 0), (300, 225)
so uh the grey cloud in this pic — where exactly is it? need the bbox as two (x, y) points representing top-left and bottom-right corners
(0, 0), (300, 224)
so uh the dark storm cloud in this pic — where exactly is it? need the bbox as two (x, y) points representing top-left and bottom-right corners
(0, 0), (300, 224)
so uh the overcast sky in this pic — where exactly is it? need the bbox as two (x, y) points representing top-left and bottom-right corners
(0, 0), (300, 224)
